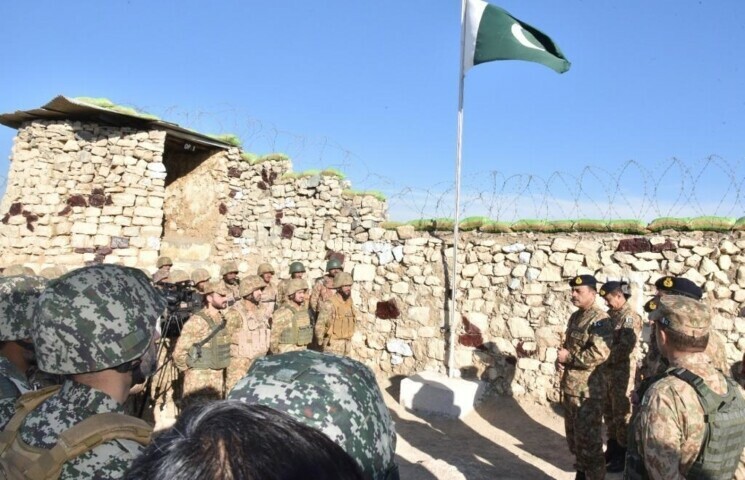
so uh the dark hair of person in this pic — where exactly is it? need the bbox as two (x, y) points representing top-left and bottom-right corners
(124, 400), (364, 480)
(657, 322), (709, 352)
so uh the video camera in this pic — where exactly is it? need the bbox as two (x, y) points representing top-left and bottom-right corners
(158, 282), (203, 338)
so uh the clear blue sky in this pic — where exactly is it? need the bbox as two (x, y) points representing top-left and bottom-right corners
(1, 1), (743, 221)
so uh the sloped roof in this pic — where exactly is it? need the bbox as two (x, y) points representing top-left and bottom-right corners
(0, 96), (233, 151)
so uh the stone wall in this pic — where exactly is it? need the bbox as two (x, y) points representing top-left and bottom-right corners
(2, 119), (744, 404)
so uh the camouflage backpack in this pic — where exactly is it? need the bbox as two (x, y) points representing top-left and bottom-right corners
(229, 350), (399, 480)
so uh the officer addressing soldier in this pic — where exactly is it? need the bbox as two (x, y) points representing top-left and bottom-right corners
(0, 264), (165, 479)
(310, 258), (343, 319)
(276, 261), (307, 309)
(270, 279), (313, 354)
(173, 280), (231, 405)
(224, 275), (270, 392)
(626, 295), (745, 479)
(315, 272), (357, 356)
(556, 274), (613, 480)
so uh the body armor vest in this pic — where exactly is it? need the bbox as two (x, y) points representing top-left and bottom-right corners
(328, 295), (356, 340)
(278, 306), (312, 346)
(235, 303), (270, 358)
(0, 386), (151, 480)
(187, 311), (231, 370)
(625, 368), (745, 480)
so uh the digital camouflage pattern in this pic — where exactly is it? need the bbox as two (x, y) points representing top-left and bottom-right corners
(0, 275), (46, 341)
(33, 264), (166, 375)
(632, 352), (745, 479)
(260, 280), (277, 319)
(224, 299), (269, 391)
(228, 350), (398, 480)
(0, 357), (30, 430)
(13, 380), (145, 479)
(315, 293), (357, 355)
(649, 294), (710, 336)
(310, 274), (336, 314)
(561, 304), (612, 480)
(603, 301), (642, 446)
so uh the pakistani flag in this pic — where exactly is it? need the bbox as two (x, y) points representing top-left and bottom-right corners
(463, 0), (571, 74)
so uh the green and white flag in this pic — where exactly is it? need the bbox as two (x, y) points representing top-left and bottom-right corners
(463, 0), (571, 74)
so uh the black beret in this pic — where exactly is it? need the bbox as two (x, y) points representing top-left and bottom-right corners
(654, 276), (702, 300)
(643, 297), (658, 313)
(599, 281), (630, 297)
(568, 275), (598, 288)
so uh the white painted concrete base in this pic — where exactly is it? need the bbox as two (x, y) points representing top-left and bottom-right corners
(399, 371), (486, 419)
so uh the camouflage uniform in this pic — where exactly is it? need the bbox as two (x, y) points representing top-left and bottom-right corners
(0, 265), (164, 479)
(561, 303), (613, 480)
(270, 279), (312, 354)
(0, 357), (30, 429)
(629, 296), (745, 479)
(315, 272), (357, 356)
(228, 350), (399, 479)
(152, 256), (172, 284)
(220, 261), (241, 306)
(602, 301), (642, 447)
(310, 275), (335, 315)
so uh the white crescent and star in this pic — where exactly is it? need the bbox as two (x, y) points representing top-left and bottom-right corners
(511, 23), (546, 51)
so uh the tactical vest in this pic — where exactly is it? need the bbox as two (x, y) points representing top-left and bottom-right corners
(278, 306), (313, 346)
(327, 295), (356, 340)
(0, 386), (151, 480)
(235, 304), (270, 358)
(625, 368), (745, 480)
(187, 311), (231, 370)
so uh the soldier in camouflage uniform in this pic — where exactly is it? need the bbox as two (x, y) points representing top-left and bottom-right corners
(556, 275), (613, 480)
(270, 279), (312, 354)
(229, 350), (400, 479)
(0, 264), (165, 479)
(257, 262), (277, 319)
(310, 258), (343, 319)
(0, 275), (48, 429)
(627, 295), (745, 479)
(315, 272), (358, 356)
(173, 280), (231, 405)
(224, 275), (270, 391)
(219, 261), (240, 306)
(190, 267), (211, 293)
(152, 256), (172, 284)
(598, 281), (642, 472)
(276, 261), (307, 308)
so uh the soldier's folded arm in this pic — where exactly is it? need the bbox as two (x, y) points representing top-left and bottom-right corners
(570, 319), (613, 369)
(314, 302), (333, 342)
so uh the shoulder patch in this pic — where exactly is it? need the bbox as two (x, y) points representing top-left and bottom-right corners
(624, 317), (633, 326)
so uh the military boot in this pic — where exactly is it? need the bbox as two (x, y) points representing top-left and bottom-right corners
(607, 446), (626, 473)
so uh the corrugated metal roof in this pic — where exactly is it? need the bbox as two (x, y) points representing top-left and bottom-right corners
(0, 96), (233, 151)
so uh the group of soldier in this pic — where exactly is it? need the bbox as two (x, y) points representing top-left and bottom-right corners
(151, 256), (360, 407)
(558, 274), (745, 480)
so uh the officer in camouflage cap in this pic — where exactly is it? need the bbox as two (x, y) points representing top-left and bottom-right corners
(220, 261), (240, 306)
(315, 272), (358, 356)
(270, 279), (312, 354)
(276, 261), (307, 309)
(627, 295), (745, 479)
(0, 275), (48, 429)
(152, 256), (173, 284)
(0, 264), (165, 479)
(229, 350), (399, 480)
(310, 257), (344, 319)
(257, 262), (277, 319)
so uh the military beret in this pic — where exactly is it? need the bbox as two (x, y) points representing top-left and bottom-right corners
(568, 275), (597, 288)
(649, 295), (710, 336)
(599, 281), (630, 298)
(643, 298), (658, 313)
(654, 276), (702, 300)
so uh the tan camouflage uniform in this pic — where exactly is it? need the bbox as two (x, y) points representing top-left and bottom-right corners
(222, 280), (240, 306)
(261, 281), (277, 319)
(270, 303), (311, 354)
(315, 294), (357, 356)
(173, 308), (228, 402)
(602, 302), (642, 447)
(224, 300), (270, 391)
(641, 327), (729, 381)
(561, 304), (613, 480)
(276, 279), (309, 309)
(310, 275), (335, 315)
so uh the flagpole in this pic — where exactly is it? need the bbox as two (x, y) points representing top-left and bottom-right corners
(448, 0), (467, 378)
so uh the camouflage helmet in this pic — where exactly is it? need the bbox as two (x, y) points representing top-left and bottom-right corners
(333, 272), (354, 289)
(3, 265), (35, 277)
(288, 261), (306, 275)
(220, 261), (239, 276)
(203, 280), (229, 296)
(0, 276), (46, 341)
(156, 256), (173, 268)
(191, 268), (211, 285)
(285, 278), (308, 297)
(33, 264), (167, 375)
(257, 263), (275, 275)
(39, 265), (67, 279)
(229, 351), (398, 480)
(326, 258), (343, 272)
(168, 269), (190, 284)
(239, 275), (265, 298)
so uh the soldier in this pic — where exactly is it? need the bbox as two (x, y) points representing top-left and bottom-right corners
(173, 281), (231, 405)
(191, 267), (211, 293)
(556, 275), (613, 480)
(598, 281), (642, 472)
(229, 350), (400, 480)
(276, 261), (307, 308)
(626, 295), (745, 479)
(257, 263), (277, 318)
(315, 272), (357, 356)
(0, 265), (164, 478)
(220, 261), (240, 306)
(0, 275), (47, 429)
(152, 256), (172, 284)
(310, 258), (343, 318)
(270, 279), (312, 354)
(39, 265), (66, 279)
(224, 275), (270, 391)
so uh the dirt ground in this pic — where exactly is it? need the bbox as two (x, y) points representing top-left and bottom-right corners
(382, 378), (624, 480)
